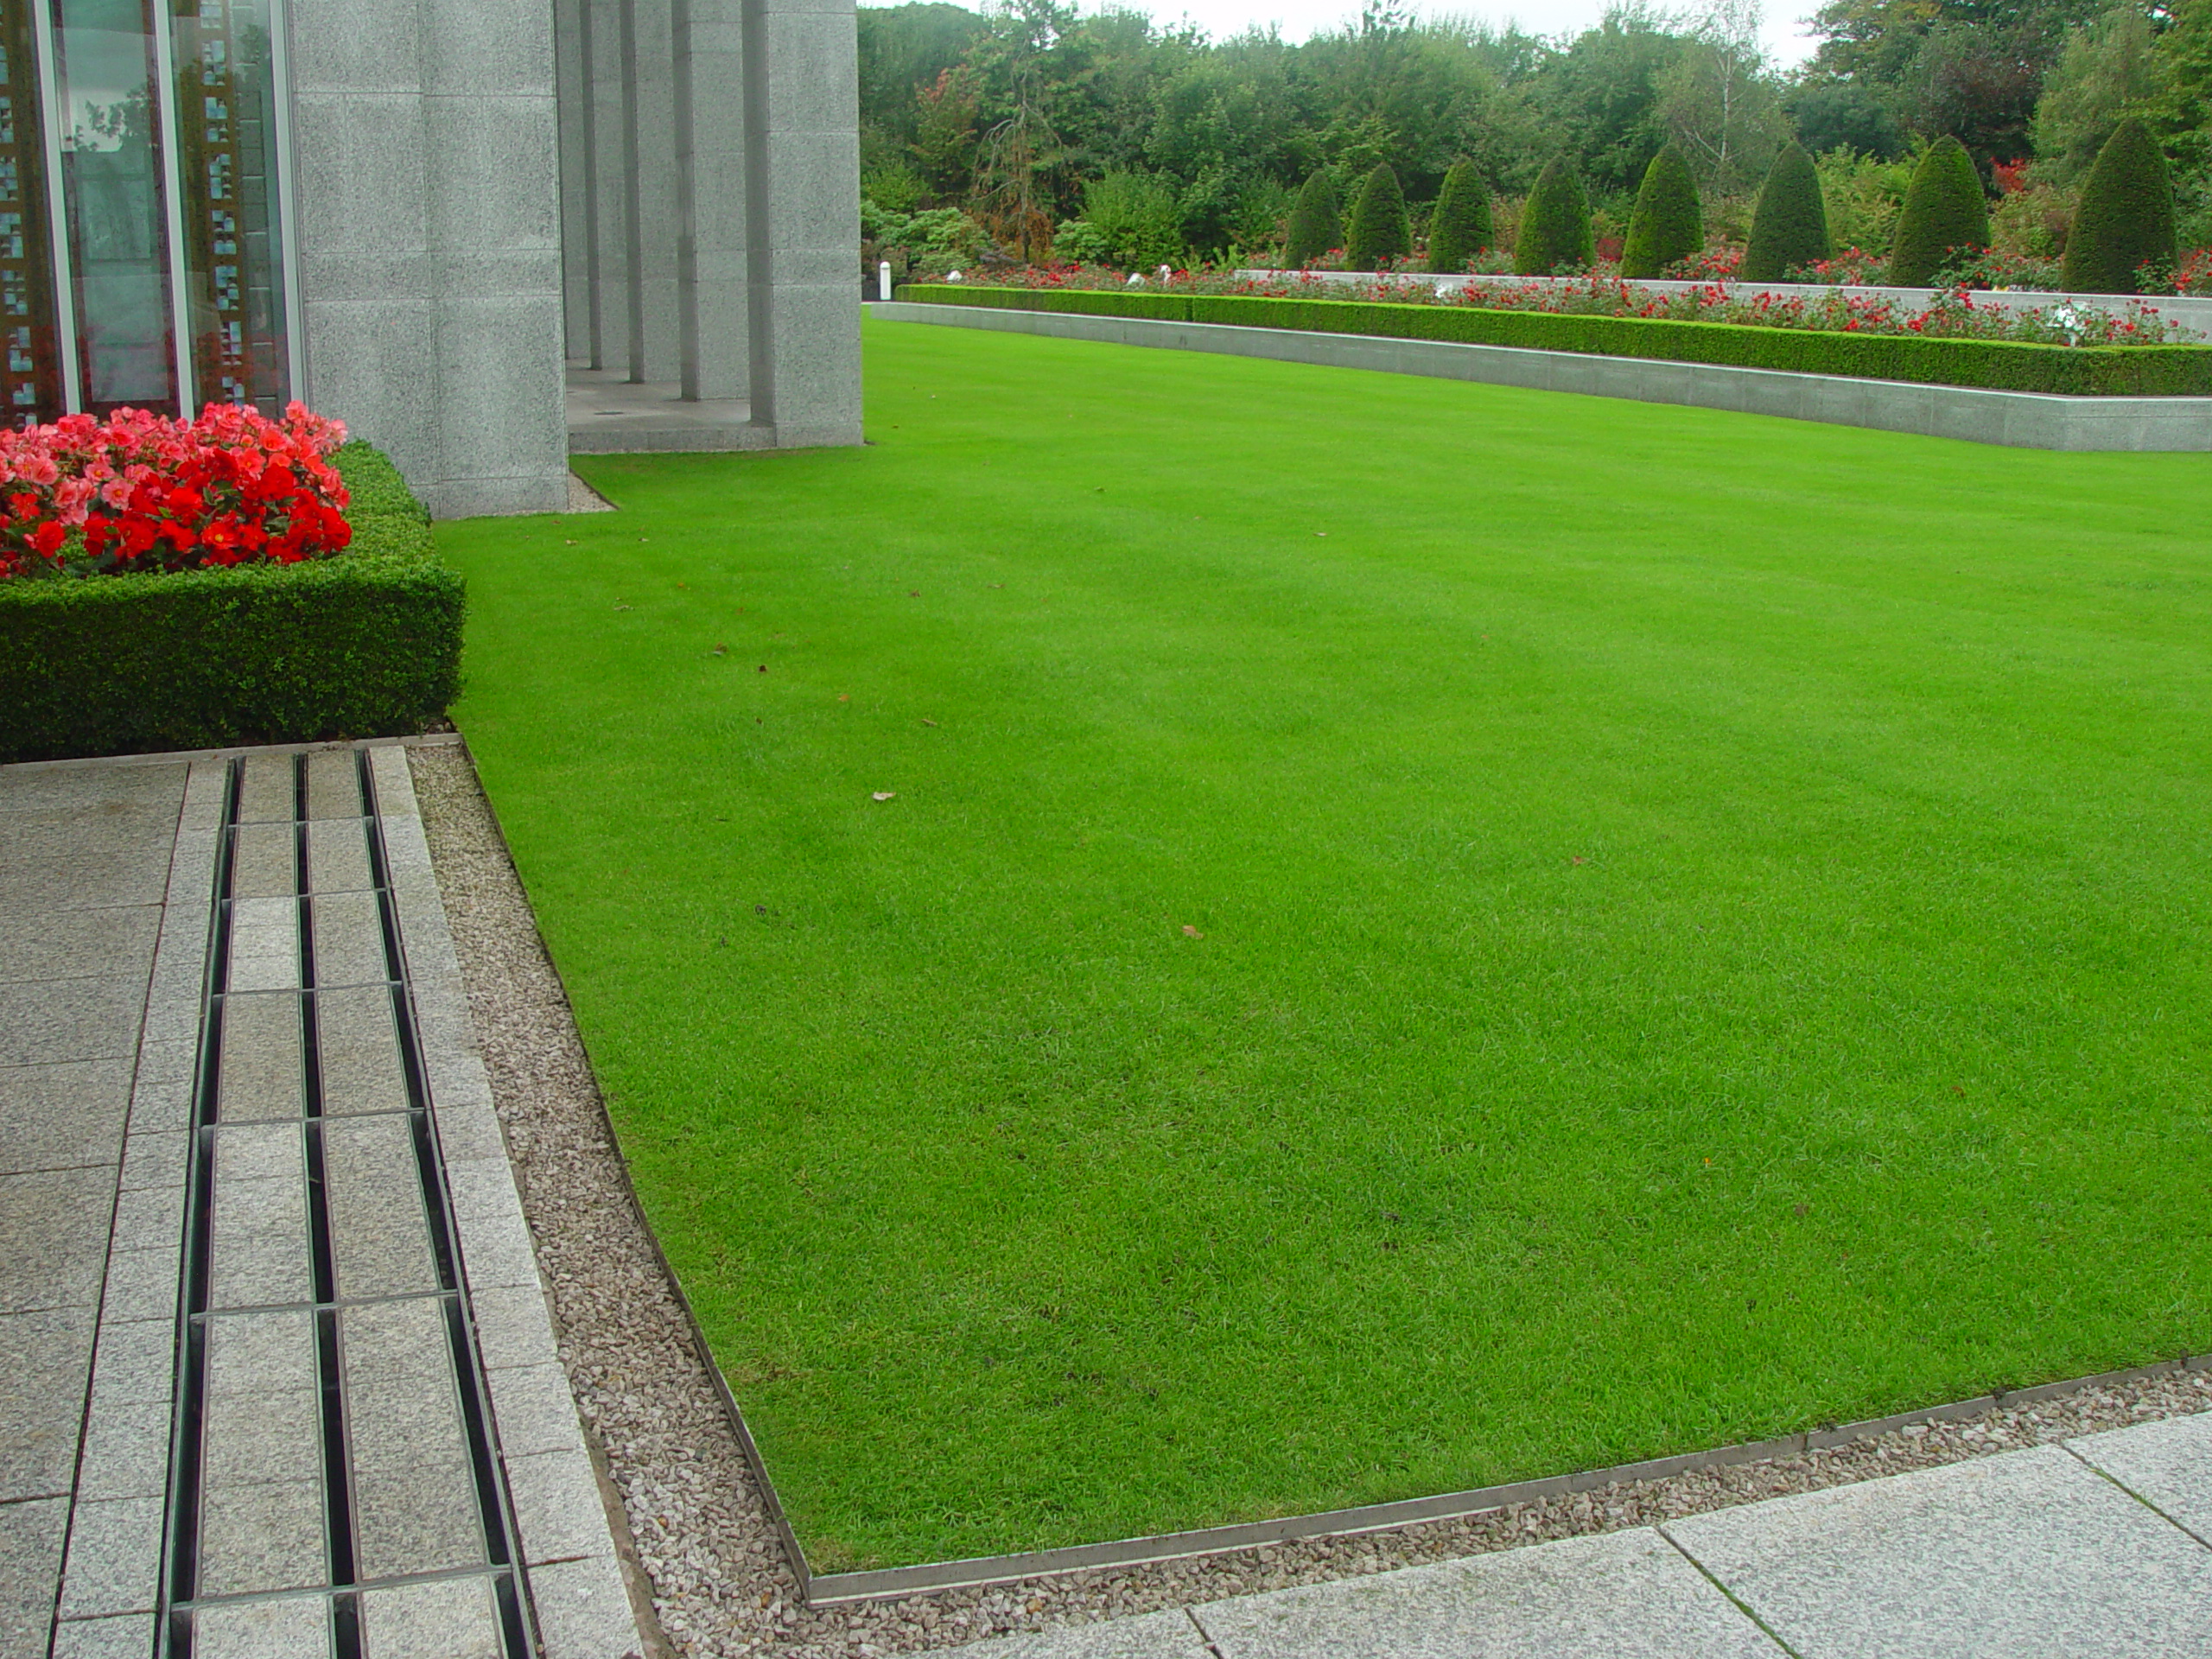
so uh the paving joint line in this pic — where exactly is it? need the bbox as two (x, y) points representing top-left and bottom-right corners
(1655, 1526), (1805, 1659)
(2058, 1439), (2212, 1554)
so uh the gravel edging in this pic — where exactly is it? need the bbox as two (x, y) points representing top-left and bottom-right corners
(407, 741), (2212, 1658)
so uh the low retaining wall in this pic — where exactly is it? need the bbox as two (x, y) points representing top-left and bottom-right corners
(871, 301), (2212, 452)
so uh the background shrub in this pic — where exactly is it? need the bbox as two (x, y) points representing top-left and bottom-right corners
(1072, 172), (1185, 270)
(1286, 169), (1344, 268)
(1742, 143), (1832, 281)
(1889, 137), (1993, 286)
(0, 443), (462, 764)
(1516, 157), (1596, 275)
(2063, 118), (2181, 293)
(1426, 161), (1494, 274)
(1620, 146), (1705, 279)
(1346, 164), (1413, 270)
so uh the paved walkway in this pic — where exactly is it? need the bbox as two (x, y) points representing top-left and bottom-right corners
(0, 745), (643, 1659)
(944, 1414), (2212, 1658)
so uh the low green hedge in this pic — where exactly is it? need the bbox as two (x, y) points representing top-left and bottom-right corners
(893, 284), (2212, 397)
(0, 441), (463, 764)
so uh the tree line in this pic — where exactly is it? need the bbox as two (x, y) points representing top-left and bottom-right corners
(857, 0), (2212, 273)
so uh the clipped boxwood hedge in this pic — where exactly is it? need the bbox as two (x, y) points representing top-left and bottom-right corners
(893, 283), (2212, 397)
(0, 441), (462, 764)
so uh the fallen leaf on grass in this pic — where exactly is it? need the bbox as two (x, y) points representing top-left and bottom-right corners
(613, 604), (632, 612)
(1182, 924), (1204, 938)
(757, 664), (768, 674)
(712, 645), (728, 656)
(872, 791), (896, 802)
(838, 694), (850, 702)
(922, 718), (938, 727)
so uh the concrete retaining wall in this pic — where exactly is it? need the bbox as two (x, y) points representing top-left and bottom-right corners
(871, 302), (2212, 452)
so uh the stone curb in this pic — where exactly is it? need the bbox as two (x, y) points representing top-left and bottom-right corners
(868, 302), (2212, 452)
(368, 747), (648, 1659)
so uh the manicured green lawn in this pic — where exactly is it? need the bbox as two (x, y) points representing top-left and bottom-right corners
(439, 317), (2212, 1571)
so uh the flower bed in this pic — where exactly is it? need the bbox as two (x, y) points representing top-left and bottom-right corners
(0, 434), (462, 764)
(896, 282), (2212, 397)
(0, 403), (354, 578)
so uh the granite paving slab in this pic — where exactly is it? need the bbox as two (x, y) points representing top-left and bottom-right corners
(1664, 1442), (2212, 1657)
(931, 1610), (1216, 1658)
(2069, 1412), (2212, 1542)
(1193, 1527), (1781, 1659)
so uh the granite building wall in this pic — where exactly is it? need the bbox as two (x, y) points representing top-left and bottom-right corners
(289, 0), (572, 517)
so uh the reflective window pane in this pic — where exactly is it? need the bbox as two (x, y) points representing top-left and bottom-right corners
(52, 0), (176, 414)
(172, 0), (284, 413)
(0, 0), (63, 422)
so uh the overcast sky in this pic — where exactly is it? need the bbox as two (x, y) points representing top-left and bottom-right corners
(1175, 0), (1823, 62)
(884, 0), (1824, 67)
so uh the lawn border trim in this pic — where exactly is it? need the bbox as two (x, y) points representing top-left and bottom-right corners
(868, 301), (2212, 452)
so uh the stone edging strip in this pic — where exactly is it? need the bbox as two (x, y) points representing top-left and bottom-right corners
(868, 301), (2212, 452)
(370, 747), (648, 1657)
(795, 1352), (2212, 1605)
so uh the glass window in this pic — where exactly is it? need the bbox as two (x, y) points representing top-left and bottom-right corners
(0, 0), (63, 422)
(51, 0), (178, 414)
(171, 0), (287, 414)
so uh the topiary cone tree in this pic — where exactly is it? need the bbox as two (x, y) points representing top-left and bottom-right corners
(1286, 168), (1344, 268)
(2062, 118), (2180, 295)
(1515, 157), (1595, 275)
(1346, 163), (1413, 270)
(1426, 160), (1494, 275)
(1619, 145), (1704, 280)
(1740, 143), (1831, 282)
(1886, 136), (1991, 287)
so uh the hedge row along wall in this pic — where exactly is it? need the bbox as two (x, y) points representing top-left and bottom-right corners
(0, 442), (463, 764)
(895, 284), (2212, 397)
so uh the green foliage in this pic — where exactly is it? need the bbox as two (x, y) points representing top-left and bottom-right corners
(905, 283), (2212, 395)
(1286, 168), (1344, 267)
(0, 444), (461, 764)
(1815, 146), (1916, 257)
(1620, 145), (1704, 279)
(1425, 161), (1494, 273)
(2031, 5), (2161, 189)
(1075, 172), (1185, 270)
(2063, 117), (2181, 292)
(1516, 156), (1596, 273)
(1888, 135), (1992, 286)
(1742, 143), (1832, 281)
(1346, 163), (1414, 270)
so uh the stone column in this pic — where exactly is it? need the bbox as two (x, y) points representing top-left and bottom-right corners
(288, 0), (437, 488)
(741, 0), (861, 444)
(583, 0), (627, 372)
(554, 0), (594, 361)
(673, 0), (748, 399)
(628, 0), (683, 383)
(419, 0), (569, 514)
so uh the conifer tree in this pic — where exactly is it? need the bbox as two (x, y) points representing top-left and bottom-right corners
(2062, 118), (2180, 294)
(1346, 163), (1413, 270)
(1426, 161), (1494, 275)
(1515, 157), (1595, 275)
(1887, 136), (1991, 286)
(1286, 169), (1343, 268)
(1619, 146), (1703, 280)
(1740, 143), (1831, 282)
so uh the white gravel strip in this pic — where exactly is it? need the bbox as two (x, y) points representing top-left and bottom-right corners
(408, 742), (2212, 1659)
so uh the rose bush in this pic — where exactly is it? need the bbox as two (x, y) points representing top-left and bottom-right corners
(0, 402), (352, 581)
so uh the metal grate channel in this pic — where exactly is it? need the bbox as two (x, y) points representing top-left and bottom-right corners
(156, 751), (537, 1656)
